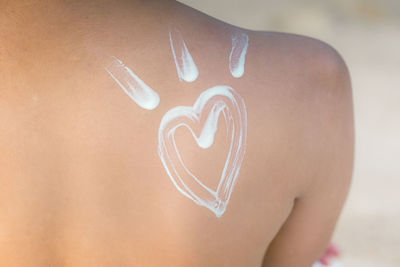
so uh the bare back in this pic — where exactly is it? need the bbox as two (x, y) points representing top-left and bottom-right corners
(0, 1), (354, 266)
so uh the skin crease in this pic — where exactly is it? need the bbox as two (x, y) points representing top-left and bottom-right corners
(0, 0), (354, 266)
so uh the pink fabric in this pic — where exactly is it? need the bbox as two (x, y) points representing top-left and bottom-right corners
(318, 244), (340, 266)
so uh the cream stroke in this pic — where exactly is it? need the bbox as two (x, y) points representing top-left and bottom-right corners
(229, 32), (249, 78)
(169, 28), (199, 82)
(105, 56), (160, 110)
(158, 85), (247, 217)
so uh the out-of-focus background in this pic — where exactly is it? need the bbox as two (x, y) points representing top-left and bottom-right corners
(180, 1), (400, 266)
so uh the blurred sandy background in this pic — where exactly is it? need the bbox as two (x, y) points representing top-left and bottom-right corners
(180, 1), (400, 266)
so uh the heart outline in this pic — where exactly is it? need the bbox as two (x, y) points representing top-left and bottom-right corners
(158, 85), (247, 217)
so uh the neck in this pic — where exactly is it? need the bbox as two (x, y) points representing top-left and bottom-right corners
(0, 0), (175, 53)
(1, 0), (173, 36)
(0, 0), (167, 15)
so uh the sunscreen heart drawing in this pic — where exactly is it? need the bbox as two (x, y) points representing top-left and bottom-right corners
(158, 85), (247, 217)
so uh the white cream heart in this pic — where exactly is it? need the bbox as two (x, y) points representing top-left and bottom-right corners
(158, 86), (247, 217)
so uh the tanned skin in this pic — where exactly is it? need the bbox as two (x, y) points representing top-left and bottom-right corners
(0, 1), (354, 266)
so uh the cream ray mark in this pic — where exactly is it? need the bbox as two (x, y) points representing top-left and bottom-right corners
(229, 32), (249, 78)
(105, 56), (160, 110)
(158, 86), (247, 217)
(169, 28), (199, 82)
